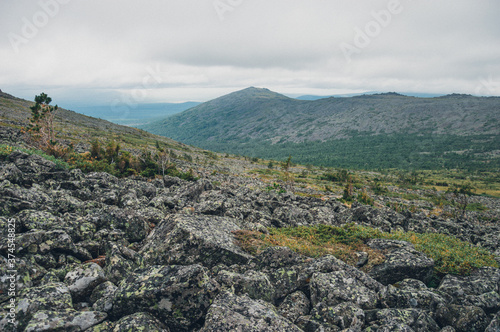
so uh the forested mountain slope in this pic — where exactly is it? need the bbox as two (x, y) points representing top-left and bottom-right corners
(142, 87), (500, 170)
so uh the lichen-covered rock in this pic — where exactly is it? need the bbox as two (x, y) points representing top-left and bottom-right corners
(248, 247), (312, 300)
(367, 308), (440, 332)
(266, 266), (303, 301)
(90, 281), (117, 313)
(112, 264), (218, 331)
(435, 304), (490, 332)
(24, 309), (107, 332)
(217, 269), (275, 303)
(438, 267), (500, 297)
(299, 255), (386, 294)
(136, 206), (165, 227)
(271, 205), (314, 228)
(16, 209), (62, 232)
(463, 291), (500, 314)
(310, 301), (365, 330)
(64, 262), (106, 302)
(14, 282), (73, 330)
(309, 270), (380, 309)
(40, 270), (61, 285)
(85, 320), (115, 332)
(438, 267), (500, 313)
(440, 327), (457, 332)
(0, 179), (53, 214)
(12, 229), (91, 261)
(295, 315), (334, 332)
(384, 279), (448, 311)
(485, 312), (500, 332)
(140, 214), (253, 268)
(367, 239), (434, 285)
(107, 207), (150, 242)
(253, 246), (308, 270)
(1, 144), (499, 331)
(111, 312), (169, 331)
(278, 291), (311, 323)
(174, 179), (213, 205)
(0, 256), (35, 302)
(371, 323), (415, 331)
(61, 217), (96, 243)
(9, 151), (58, 174)
(0, 163), (23, 184)
(104, 243), (144, 285)
(200, 291), (302, 332)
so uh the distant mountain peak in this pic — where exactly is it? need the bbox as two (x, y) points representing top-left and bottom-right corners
(221, 87), (292, 101)
(440, 93), (474, 98)
(375, 92), (405, 96)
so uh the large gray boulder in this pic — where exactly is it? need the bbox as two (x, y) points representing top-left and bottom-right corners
(140, 214), (252, 268)
(278, 291), (311, 324)
(438, 267), (500, 314)
(384, 279), (449, 311)
(309, 270), (380, 310)
(10, 282), (73, 330)
(309, 301), (365, 330)
(64, 262), (106, 302)
(299, 255), (386, 294)
(200, 291), (302, 332)
(435, 304), (490, 332)
(112, 264), (218, 331)
(367, 239), (435, 285)
(485, 312), (500, 332)
(90, 281), (117, 313)
(372, 308), (440, 331)
(216, 269), (276, 303)
(104, 243), (144, 285)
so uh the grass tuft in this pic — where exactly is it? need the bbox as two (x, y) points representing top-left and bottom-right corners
(233, 224), (499, 276)
(0, 144), (70, 170)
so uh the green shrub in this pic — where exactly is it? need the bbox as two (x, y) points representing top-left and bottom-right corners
(466, 202), (488, 211)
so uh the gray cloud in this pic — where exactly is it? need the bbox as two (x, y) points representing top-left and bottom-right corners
(0, 0), (499, 106)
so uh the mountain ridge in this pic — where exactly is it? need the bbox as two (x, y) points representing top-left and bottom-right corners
(140, 87), (500, 170)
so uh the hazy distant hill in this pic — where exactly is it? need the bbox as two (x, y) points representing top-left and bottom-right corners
(141, 87), (500, 170)
(295, 92), (443, 100)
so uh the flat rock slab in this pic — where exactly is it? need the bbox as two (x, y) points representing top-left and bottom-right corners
(24, 309), (107, 332)
(140, 214), (252, 268)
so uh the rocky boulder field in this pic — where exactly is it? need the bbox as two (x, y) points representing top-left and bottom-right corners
(1, 151), (500, 331)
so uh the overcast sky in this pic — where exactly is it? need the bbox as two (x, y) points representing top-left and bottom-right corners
(1, 0), (499, 108)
